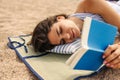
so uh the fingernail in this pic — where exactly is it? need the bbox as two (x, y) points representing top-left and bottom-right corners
(102, 55), (105, 59)
(110, 65), (114, 68)
(106, 63), (110, 66)
(103, 61), (107, 64)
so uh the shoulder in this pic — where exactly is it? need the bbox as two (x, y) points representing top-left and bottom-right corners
(75, 0), (109, 13)
(75, 0), (97, 13)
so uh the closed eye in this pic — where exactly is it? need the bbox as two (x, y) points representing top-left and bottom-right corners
(56, 26), (65, 45)
(59, 27), (62, 34)
(56, 26), (62, 36)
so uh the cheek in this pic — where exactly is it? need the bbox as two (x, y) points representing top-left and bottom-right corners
(63, 22), (73, 29)
(61, 21), (76, 32)
(62, 25), (70, 33)
(67, 21), (76, 28)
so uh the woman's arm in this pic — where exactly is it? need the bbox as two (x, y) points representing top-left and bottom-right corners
(75, 0), (120, 32)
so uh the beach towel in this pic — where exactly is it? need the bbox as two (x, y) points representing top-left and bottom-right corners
(7, 34), (99, 80)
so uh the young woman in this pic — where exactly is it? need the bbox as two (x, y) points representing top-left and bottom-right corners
(31, 0), (120, 69)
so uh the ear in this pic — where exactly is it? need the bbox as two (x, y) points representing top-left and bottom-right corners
(56, 16), (65, 21)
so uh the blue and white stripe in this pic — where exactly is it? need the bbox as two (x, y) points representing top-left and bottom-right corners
(48, 39), (82, 54)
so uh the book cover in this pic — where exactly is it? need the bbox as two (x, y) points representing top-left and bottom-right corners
(66, 17), (117, 71)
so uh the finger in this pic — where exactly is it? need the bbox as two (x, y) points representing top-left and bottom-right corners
(109, 56), (120, 66)
(103, 44), (118, 59)
(104, 49), (120, 64)
(118, 42), (120, 45)
(110, 45), (120, 65)
(108, 47), (120, 65)
(112, 63), (120, 69)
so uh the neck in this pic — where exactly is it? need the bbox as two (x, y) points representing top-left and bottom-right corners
(69, 16), (83, 32)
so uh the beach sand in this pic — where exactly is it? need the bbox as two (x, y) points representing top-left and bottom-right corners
(1, 0), (120, 80)
(0, 0), (78, 80)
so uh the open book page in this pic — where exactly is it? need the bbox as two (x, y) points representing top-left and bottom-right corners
(66, 47), (87, 68)
(65, 51), (79, 65)
(81, 17), (91, 47)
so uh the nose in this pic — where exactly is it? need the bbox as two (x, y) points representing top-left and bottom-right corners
(63, 33), (70, 39)
(62, 33), (70, 40)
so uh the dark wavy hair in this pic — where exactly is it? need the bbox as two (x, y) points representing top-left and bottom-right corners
(31, 14), (68, 52)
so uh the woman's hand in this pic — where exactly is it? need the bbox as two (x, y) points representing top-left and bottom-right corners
(103, 42), (120, 69)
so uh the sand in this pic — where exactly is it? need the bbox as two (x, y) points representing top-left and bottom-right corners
(0, 0), (77, 80)
(1, 0), (120, 80)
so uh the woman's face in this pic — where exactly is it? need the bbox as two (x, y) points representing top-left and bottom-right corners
(48, 17), (80, 45)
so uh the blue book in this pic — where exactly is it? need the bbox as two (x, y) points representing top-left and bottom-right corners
(66, 17), (117, 71)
